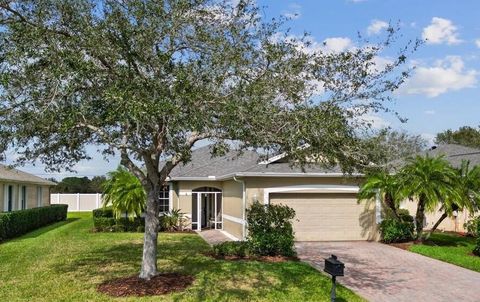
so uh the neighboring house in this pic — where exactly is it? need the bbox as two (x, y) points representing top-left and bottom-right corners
(163, 146), (381, 241)
(400, 144), (480, 233)
(0, 164), (56, 212)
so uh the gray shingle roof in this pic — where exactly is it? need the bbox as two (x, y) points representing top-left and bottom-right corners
(167, 145), (349, 179)
(168, 145), (260, 178)
(0, 164), (56, 186)
(391, 144), (480, 169)
(422, 144), (480, 167)
(243, 162), (343, 174)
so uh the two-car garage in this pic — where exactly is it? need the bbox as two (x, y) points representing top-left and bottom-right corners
(269, 192), (378, 241)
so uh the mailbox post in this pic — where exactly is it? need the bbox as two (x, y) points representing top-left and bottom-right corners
(324, 254), (344, 302)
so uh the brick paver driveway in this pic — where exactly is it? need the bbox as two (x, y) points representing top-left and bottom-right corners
(296, 241), (480, 302)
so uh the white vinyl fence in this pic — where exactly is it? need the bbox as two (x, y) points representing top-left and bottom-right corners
(50, 193), (103, 212)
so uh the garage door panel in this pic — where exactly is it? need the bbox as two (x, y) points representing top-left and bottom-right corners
(270, 192), (377, 241)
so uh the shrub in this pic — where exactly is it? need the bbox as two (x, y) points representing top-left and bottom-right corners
(464, 216), (480, 237)
(246, 201), (296, 257)
(0, 204), (68, 241)
(474, 221), (480, 256)
(213, 241), (249, 257)
(92, 207), (144, 232)
(397, 209), (414, 223)
(379, 218), (415, 243)
(93, 207), (114, 218)
(160, 209), (187, 231)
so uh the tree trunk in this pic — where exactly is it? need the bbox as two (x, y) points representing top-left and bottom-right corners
(415, 197), (425, 239)
(385, 193), (399, 219)
(425, 204), (459, 241)
(139, 185), (160, 280)
(424, 212), (448, 241)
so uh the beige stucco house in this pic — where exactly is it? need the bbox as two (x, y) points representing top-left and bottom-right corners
(0, 164), (56, 212)
(162, 146), (381, 241)
(400, 144), (480, 233)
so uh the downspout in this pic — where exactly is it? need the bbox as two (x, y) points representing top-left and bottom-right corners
(233, 176), (246, 240)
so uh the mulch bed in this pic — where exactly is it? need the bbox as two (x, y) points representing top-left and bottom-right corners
(206, 252), (298, 262)
(97, 273), (194, 297)
(388, 241), (415, 250)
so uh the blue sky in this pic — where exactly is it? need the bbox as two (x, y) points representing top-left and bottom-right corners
(260, 0), (480, 142)
(10, 0), (480, 179)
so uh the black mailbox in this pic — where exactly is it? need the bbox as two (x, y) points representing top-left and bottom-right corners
(324, 254), (344, 277)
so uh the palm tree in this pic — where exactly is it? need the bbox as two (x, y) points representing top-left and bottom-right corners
(102, 166), (146, 220)
(358, 170), (401, 219)
(427, 160), (480, 238)
(398, 155), (461, 240)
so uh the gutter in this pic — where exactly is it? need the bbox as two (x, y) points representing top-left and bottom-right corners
(169, 172), (364, 182)
(233, 176), (246, 240)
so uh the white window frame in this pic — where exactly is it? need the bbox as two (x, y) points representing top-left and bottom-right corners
(158, 185), (170, 213)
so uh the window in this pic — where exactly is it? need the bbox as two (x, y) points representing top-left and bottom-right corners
(37, 186), (43, 207)
(158, 185), (170, 213)
(21, 186), (27, 210)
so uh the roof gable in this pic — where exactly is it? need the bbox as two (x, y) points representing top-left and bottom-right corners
(0, 164), (56, 186)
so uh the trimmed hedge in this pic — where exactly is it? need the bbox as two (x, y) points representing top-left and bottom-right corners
(0, 204), (68, 241)
(92, 207), (144, 232)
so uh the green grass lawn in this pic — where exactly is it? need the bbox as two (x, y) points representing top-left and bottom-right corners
(409, 232), (480, 272)
(0, 212), (363, 302)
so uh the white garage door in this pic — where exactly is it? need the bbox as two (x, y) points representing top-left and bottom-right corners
(269, 193), (377, 241)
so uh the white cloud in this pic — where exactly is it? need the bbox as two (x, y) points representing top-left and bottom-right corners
(277, 35), (354, 55)
(367, 20), (389, 35)
(475, 39), (480, 48)
(421, 133), (436, 146)
(356, 113), (390, 129)
(422, 17), (462, 45)
(322, 37), (354, 53)
(400, 56), (477, 97)
(349, 0), (367, 3)
(424, 110), (436, 115)
(282, 3), (301, 20)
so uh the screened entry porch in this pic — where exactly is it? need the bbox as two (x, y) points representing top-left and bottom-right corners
(191, 187), (223, 231)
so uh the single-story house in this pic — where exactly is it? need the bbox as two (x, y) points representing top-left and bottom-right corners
(400, 144), (480, 233)
(162, 146), (381, 241)
(0, 164), (56, 212)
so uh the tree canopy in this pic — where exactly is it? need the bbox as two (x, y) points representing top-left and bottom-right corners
(51, 176), (106, 193)
(436, 126), (480, 149)
(362, 128), (427, 168)
(0, 0), (418, 279)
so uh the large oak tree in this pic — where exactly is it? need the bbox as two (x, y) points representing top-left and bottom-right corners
(0, 0), (417, 279)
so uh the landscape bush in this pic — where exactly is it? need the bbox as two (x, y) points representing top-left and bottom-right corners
(464, 216), (480, 237)
(0, 204), (68, 241)
(212, 241), (249, 257)
(397, 208), (414, 223)
(246, 201), (296, 257)
(473, 221), (480, 256)
(379, 218), (415, 243)
(92, 207), (144, 232)
(159, 209), (187, 231)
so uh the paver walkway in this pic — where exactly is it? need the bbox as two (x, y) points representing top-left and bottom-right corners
(198, 229), (232, 245)
(296, 241), (480, 302)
